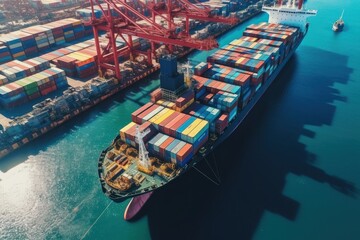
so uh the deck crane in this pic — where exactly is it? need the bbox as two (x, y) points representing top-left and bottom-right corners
(89, 0), (237, 80)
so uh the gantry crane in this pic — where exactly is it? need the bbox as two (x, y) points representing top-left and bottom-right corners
(89, 0), (237, 80)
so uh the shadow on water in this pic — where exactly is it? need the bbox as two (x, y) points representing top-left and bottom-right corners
(0, 73), (160, 172)
(146, 46), (357, 240)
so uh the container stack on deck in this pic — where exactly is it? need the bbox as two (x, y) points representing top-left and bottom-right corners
(117, 22), (300, 168)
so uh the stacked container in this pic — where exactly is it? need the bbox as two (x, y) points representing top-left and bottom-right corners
(0, 58), (50, 82)
(194, 62), (210, 76)
(131, 103), (210, 151)
(63, 18), (85, 40)
(119, 121), (158, 148)
(15, 77), (40, 100)
(215, 113), (229, 134)
(10, 31), (38, 58)
(201, 64), (251, 94)
(56, 19), (76, 42)
(0, 35), (26, 60)
(174, 90), (195, 112)
(21, 26), (51, 52)
(192, 75), (241, 96)
(147, 133), (194, 167)
(207, 49), (265, 74)
(0, 45), (12, 64)
(184, 102), (221, 132)
(0, 74), (8, 86)
(42, 22), (66, 46)
(0, 82), (27, 108)
(150, 88), (162, 103)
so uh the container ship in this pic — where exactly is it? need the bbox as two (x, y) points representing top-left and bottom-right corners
(97, 0), (317, 207)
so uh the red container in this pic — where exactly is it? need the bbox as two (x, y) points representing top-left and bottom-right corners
(40, 85), (56, 96)
(27, 91), (41, 100)
(177, 143), (193, 162)
(169, 115), (190, 137)
(158, 111), (180, 131)
(163, 113), (185, 135)
(131, 102), (153, 122)
(135, 104), (160, 124)
(159, 137), (174, 157)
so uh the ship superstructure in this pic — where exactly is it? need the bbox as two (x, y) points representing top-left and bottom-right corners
(262, 0), (317, 32)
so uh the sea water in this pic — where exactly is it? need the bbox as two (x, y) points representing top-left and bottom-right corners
(1, 0), (359, 239)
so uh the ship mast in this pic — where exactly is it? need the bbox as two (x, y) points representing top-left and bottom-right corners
(340, 10), (344, 20)
(135, 125), (151, 169)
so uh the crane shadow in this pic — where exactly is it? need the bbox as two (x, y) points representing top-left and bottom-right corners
(146, 46), (357, 240)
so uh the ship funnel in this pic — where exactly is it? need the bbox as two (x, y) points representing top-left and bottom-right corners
(277, 0), (282, 6)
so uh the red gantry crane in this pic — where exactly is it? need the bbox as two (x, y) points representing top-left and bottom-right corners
(89, 0), (237, 80)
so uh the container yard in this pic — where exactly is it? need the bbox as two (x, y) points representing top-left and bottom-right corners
(0, 0), (267, 158)
(97, 0), (317, 206)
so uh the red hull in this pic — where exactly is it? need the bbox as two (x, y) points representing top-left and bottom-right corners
(124, 192), (153, 221)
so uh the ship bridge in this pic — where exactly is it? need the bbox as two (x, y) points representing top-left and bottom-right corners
(262, 0), (317, 33)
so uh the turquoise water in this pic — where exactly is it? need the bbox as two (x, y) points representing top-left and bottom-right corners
(1, 0), (360, 239)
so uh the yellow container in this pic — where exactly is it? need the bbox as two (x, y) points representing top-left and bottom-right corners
(149, 108), (169, 123)
(156, 99), (164, 105)
(188, 120), (208, 138)
(182, 118), (202, 136)
(154, 109), (174, 125)
(119, 122), (136, 140)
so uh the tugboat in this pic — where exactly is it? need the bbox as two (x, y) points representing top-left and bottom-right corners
(333, 10), (345, 32)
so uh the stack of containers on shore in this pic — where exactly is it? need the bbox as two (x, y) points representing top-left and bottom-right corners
(0, 58), (50, 83)
(119, 121), (158, 148)
(0, 82), (27, 108)
(147, 133), (194, 167)
(40, 50), (65, 62)
(0, 74), (8, 86)
(55, 19), (76, 42)
(21, 26), (51, 52)
(183, 102), (221, 133)
(10, 31), (38, 58)
(0, 44), (12, 64)
(42, 67), (68, 89)
(67, 51), (97, 78)
(0, 35), (26, 60)
(42, 22), (66, 46)
(56, 55), (77, 77)
(62, 18), (85, 39)
(0, 67), (67, 108)
(131, 103), (209, 152)
(15, 77), (41, 100)
(76, 8), (102, 20)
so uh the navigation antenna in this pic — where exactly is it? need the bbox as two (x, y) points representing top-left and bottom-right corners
(135, 125), (151, 169)
(182, 60), (192, 89)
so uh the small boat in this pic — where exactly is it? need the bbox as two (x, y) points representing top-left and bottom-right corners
(333, 10), (345, 32)
(124, 192), (153, 220)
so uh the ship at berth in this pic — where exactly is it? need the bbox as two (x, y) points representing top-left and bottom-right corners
(97, 0), (317, 203)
